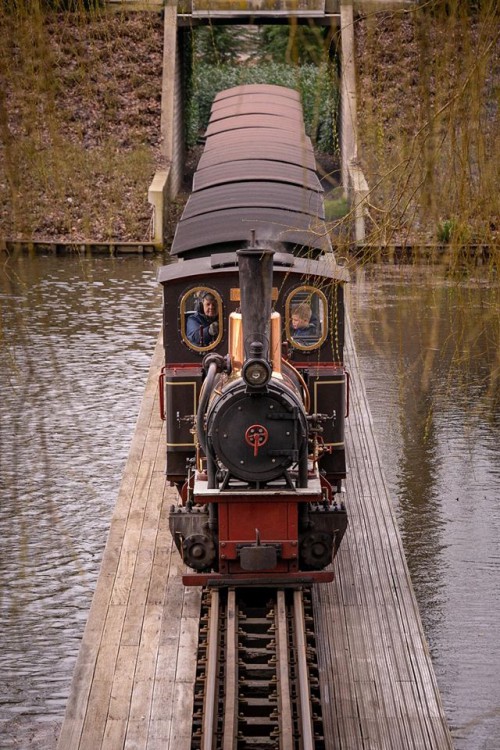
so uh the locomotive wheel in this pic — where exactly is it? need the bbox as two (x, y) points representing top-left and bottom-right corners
(300, 531), (333, 569)
(181, 534), (216, 571)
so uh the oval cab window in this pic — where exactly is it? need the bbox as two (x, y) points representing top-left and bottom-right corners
(286, 287), (327, 350)
(181, 287), (223, 352)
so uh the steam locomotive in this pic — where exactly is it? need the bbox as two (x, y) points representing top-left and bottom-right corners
(158, 84), (349, 586)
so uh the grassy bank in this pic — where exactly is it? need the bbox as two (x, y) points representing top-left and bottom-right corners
(354, 3), (499, 254)
(0, 5), (163, 243)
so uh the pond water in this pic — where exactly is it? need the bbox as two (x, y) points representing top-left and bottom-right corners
(0, 255), (498, 749)
(0, 253), (164, 748)
(349, 263), (500, 750)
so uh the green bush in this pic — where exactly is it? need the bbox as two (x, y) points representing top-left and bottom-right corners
(437, 219), (456, 243)
(193, 26), (243, 65)
(259, 24), (330, 65)
(325, 192), (349, 220)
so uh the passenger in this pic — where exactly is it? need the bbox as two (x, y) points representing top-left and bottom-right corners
(290, 303), (318, 341)
(186, 291), (219, 346)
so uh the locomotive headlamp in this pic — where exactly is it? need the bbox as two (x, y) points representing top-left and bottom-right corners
(242, 359), (272, 387)
(242, 340), (272, 388)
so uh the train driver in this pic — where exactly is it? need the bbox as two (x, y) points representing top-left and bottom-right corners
(186, 291), (219, 346)
(290, 303), (319, 341)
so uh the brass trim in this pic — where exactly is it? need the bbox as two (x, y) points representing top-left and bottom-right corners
(286, 286), (328, 351)
(270, 311), (282, 376)
(228, 312), (243, 375)
(230, 287), (278, 302)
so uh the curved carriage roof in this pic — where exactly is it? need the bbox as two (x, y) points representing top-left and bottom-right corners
(170, 84), (331, 258)
(210, 98), (303, 121)
(197, 141), (316, 172)
(181, 182), (324, 221)
(202, 128), (311, 153)
(213, 83), (301, 104)
(171, 209), (331, 257)
(204, 113), (305, 138)
(192, 160), (322, 193)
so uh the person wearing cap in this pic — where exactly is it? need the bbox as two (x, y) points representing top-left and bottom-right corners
(186, 291), (219, 346)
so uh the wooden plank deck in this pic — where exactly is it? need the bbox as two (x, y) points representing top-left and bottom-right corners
(57, 324), (453, 750)
(314, 319), (454, 749)
(56, 334), (201, 750)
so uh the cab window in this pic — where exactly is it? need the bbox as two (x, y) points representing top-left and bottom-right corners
(286, 287), (327, 350)
(180, 286), (223, 352)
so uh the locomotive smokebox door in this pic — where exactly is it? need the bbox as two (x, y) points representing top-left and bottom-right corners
(208, 381), (307, 486)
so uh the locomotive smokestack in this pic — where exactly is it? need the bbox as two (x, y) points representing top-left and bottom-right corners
(237, 244), (274, 360)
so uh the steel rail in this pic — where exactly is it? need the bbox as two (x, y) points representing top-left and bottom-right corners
(223, 588), (238, 750)
(202, 588), (220, 750)
(275, 590), (294, 750)
(196, 587), (319, 749)
(293, 589), (314, 749)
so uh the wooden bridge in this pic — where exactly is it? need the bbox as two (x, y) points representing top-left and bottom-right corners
(56, 320), (454, 749)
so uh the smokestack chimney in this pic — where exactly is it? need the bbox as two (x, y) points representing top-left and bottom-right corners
(237, 243), (274, 360)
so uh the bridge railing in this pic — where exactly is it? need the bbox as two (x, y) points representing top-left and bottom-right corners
(188, 0), (328, 15)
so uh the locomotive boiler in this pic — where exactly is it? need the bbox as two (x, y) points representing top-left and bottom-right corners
(158, 83), (349, 586)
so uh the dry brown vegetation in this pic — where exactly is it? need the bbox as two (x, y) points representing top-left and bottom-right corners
(0, 5), (164, 243)
(354, 3), (499, 249)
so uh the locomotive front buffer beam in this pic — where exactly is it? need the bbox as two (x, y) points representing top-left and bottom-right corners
(169, 477), (348, 586)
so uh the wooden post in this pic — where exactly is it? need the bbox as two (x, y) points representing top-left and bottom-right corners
(161, 2), (183, 199)
(148, 170), (170, 248)
(340, 1), (369, 244)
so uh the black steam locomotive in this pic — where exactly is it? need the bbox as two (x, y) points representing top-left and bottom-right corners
(158, 84), (349, 585)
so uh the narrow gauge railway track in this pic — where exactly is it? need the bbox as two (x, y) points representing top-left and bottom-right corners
(192, 587), (324, 749)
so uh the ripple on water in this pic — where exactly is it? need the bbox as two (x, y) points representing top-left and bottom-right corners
(0, 255), (163, 746)
(350, 266), (500, 750)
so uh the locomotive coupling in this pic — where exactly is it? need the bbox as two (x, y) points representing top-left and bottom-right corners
(238, 529), (279, 571)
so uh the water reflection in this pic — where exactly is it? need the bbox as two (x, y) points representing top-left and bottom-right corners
(0, 253), (163, 748)
(349, 264), (500, 750)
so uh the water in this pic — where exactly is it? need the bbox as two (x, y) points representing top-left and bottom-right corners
(349, 263), (500, 750)
(0, 253), (163, 748)
(0, 256), (499, 749)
